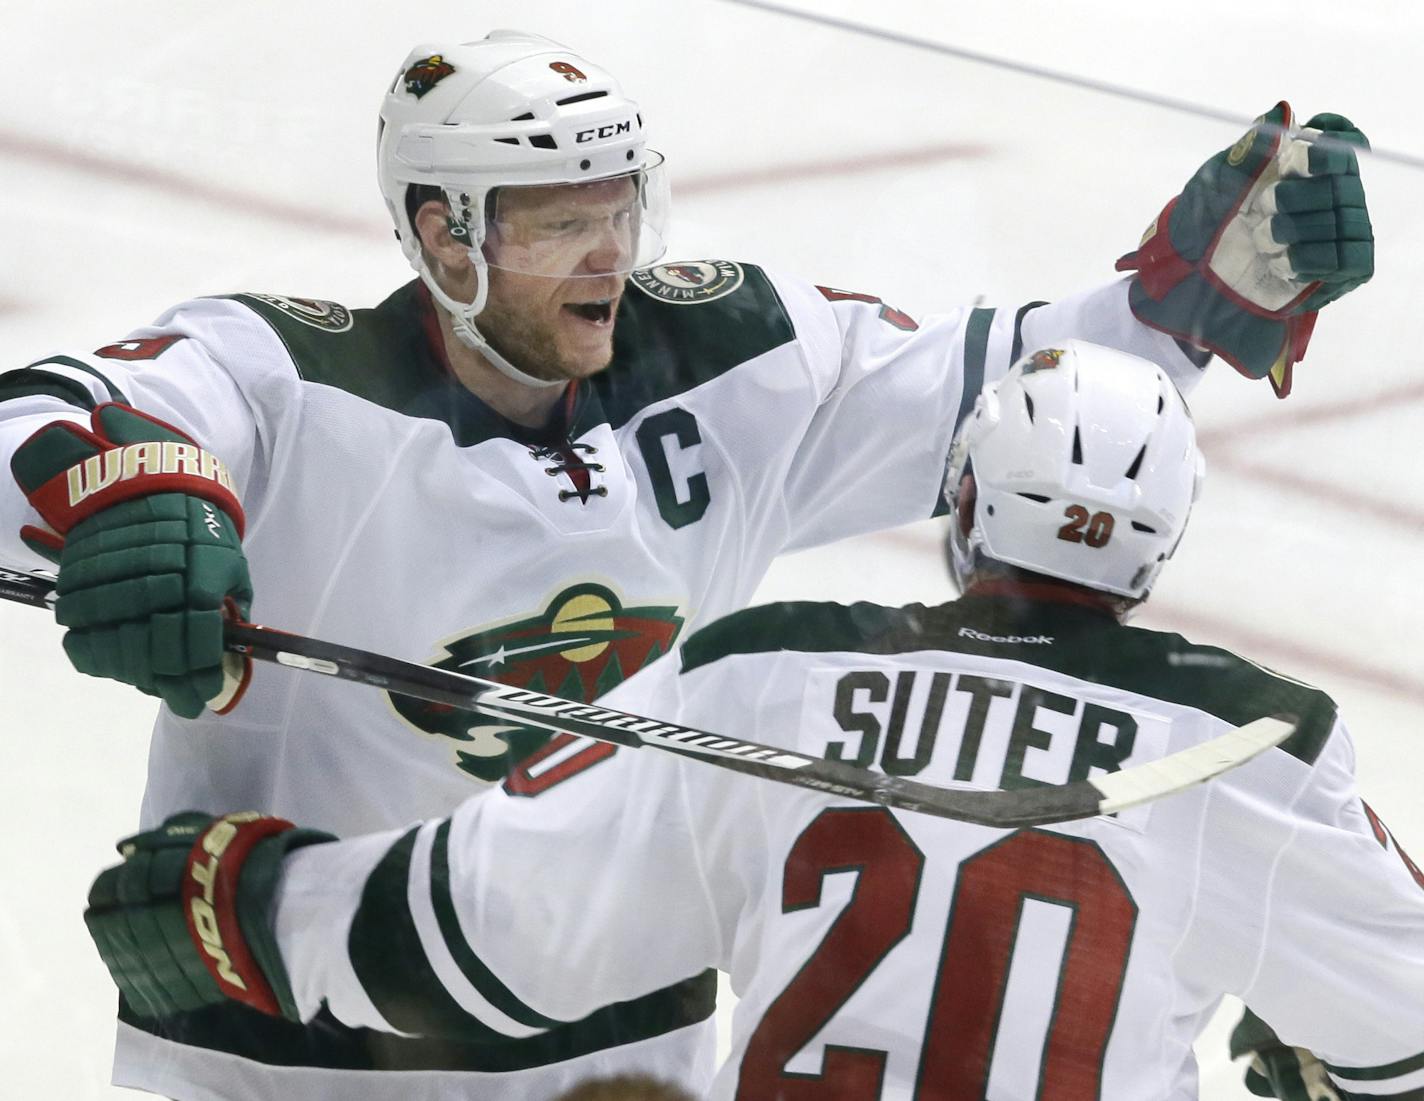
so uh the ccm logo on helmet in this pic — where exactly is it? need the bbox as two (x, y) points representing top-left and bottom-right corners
(959, 627), (1054, 645)
(576, 120), (633, 143)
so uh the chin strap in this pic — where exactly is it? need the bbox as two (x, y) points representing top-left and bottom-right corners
(414, 255), (565, 391)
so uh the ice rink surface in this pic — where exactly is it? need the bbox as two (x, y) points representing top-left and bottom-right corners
(1, 1), (1420, 1097)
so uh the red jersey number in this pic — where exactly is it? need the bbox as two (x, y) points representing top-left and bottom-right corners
(503, 733), (617, 797)
(737, 810), (1137, 1100)
(94, 335), (185, 361)
(816, 286), (919, 332)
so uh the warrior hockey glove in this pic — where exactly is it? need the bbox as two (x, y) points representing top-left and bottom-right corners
(1117, 102), (1373, 398)
(9, 403), (253, 718)
(84, 811), (333, 1021)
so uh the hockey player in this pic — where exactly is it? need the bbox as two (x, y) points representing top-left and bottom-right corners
(2, 27), (1375, 1101)
(83, 342), (1423, 1099)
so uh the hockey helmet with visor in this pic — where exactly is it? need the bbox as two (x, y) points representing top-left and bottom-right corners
(377, 32), (670, 386)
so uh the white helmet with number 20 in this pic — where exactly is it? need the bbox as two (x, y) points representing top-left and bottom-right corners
(944, 340), (1204, 601)
(377, 31), (671, 386)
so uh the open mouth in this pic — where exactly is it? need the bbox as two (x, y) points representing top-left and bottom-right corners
(564, 299), (614, 325)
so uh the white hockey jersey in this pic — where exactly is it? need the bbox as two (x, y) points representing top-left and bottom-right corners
(275, 591), (1424, 1100)
(0, 267), (1201, 1099)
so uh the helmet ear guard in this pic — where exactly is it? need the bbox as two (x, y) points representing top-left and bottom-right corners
(943, 386), (997, 544)
(968, 387), (1002, 441)
(943, 340), (1204, 604)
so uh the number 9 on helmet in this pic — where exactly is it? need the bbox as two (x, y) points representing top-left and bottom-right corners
(943, 340), (1205, 604)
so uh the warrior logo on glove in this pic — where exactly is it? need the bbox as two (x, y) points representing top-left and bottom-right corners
(10, 403), (254, 718)
(58, 442), (236, 512)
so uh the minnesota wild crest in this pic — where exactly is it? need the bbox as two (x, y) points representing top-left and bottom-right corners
(391, 583), (684, 781)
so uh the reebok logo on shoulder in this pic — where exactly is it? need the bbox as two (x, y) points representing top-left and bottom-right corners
(959, 627), (1054, 645)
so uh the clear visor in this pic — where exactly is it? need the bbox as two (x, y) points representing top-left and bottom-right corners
(480, 152), (670, 279)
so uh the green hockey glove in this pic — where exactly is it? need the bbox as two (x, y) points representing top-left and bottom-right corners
(10, 402), (254, 718)
(1232, 1008), (1342, 1100)
(1117, 102), (1373, 398)
(84, 811), (333, 1021)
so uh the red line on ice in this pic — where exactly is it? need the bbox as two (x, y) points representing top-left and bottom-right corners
(0, 125), (988, 223)
(0, 128), (381, 239)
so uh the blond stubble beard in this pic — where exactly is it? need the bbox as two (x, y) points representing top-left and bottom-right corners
(477, 283), (621, 384)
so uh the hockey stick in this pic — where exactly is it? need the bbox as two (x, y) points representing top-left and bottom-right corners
(0, 568), (1293, 828)
(0, 566), (58, 609)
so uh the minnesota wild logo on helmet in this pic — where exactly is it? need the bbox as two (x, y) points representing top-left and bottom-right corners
(1022, 347), (1066, 374)
(391, 583), (684, 781)
(403, 54), (455, 99)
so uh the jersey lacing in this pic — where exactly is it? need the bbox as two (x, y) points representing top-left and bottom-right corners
(531, 442), (607, 503)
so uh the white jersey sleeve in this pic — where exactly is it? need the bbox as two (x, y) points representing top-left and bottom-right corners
(0, 298), (293, 571)
(276, 658), (750, 1035)
(767, 272), (1203, 552)
(276, 755), (741, 1036)
(1205, 720), (1424, 1095)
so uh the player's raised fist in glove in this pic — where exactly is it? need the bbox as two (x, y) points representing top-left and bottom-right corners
(85, 811), (332, 1020)
(1117, 102), (1373, 397)
(9, 403), (254, 717)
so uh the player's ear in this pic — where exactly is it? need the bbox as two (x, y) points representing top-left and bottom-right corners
(415, 199), (480, 300)
(415, 200), (470, 268)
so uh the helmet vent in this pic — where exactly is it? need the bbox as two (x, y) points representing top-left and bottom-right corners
(1071, 426), (1083, 465)
(494, 137), (519, 146)
(1124, 443), (1146, 480)
(529, 134), (559, 150)
(1018, 493), (1050, 503)
(511, 112), (535, 121)
(1023, 392), (1035, 423)
(1131, 521), (1158, 534)
(557, 91), (608, 106)
(1157, 393), (1166, 413)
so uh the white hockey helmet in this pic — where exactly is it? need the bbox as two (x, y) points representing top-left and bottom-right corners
(944, 340), (1205, 601)
(377, 32), (671, 387)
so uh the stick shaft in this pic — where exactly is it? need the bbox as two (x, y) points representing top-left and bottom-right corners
(225, 621), (1087, 825)
(0, 568), (1293, 827)
(0, 568), (57, 609)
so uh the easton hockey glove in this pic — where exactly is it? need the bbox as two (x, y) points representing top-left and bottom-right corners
(84, 811), (333, 1021)
(9, 403), (253, 717)
(1117, 102), (1373, 398)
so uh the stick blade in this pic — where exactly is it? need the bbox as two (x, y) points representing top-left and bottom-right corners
(1091, 714), (1297, 816)
(953, 714), (1298, 829)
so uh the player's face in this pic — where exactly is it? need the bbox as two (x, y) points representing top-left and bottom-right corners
(478, 177), (640, 382)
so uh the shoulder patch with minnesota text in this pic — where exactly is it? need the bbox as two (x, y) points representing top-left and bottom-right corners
(240, 293), (353, 333)
(631, 260), (744, 305)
